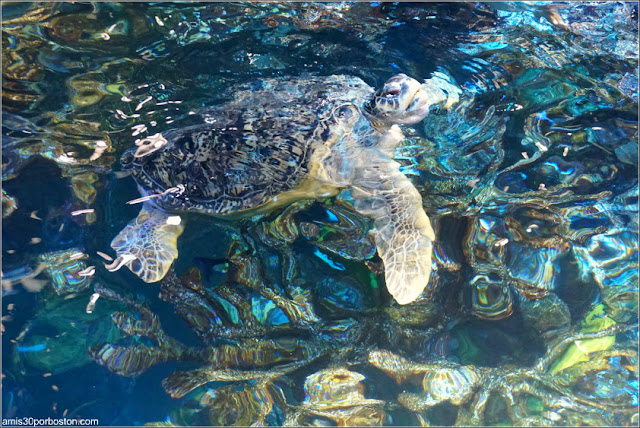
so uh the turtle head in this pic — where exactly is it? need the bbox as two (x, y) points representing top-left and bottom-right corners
(364, 74), (431, 126)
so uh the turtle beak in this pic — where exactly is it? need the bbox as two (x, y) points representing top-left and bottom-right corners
(396, 83), (430, 124)
(406, 87), (430, 115)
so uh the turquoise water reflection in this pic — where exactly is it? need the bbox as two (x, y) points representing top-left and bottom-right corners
(2, 2), (637, 426)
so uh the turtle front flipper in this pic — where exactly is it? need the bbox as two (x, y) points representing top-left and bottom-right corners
(350, 156), (435, 305)
(110, 204), (184, 283)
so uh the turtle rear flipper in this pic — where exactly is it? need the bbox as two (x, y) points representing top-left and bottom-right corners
(351, 156), (435, 305)
(110, 204), (184, 283)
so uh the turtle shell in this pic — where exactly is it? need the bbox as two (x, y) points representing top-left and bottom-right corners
(123, 75), (373, 215)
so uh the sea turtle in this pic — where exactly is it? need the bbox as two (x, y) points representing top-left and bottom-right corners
(109, 73), (460, 305)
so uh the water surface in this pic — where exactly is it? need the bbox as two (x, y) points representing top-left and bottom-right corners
(2, 2), (638, 426)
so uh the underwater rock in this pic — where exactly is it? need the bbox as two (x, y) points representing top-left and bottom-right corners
(547, 304), (617, 375)
(0, 264), (49, 295)
(163, 365), (294, 400)
(614, 141), (639, 167)
(255, 200), (313, 247)
(302, 368), (383, 409)
(70, 171), (99, 223)
(368, 349), (420, 383)
(314, 276), (370, 314)
(368, 349), (481, 411)
(573, 230), (638, 323)
(89, 293), (188, 377)
(2, 6), (48, 112)
(38, 248), (93, 295)
(287, 367), (386, 426)
(90, 259), (331, 396)
(225, 239), (321, 327)
(367, 330), (637, 426)
(13, 291), (122, 375)
(299, 199), (377, 261)
(399, 364), (481, 411)
(468, 272), (514, 321)
(559, 2), (638, 61)
(518, 291), (571, 337)
(44, 3), (151, 48)
(205, 381), (287, 427)
(2, 189), (18, 218)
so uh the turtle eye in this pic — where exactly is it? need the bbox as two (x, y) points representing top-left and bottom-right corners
(334, 105), (356, 122)
(338, 107), (352, 118)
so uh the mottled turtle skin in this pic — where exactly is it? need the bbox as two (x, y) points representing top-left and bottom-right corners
(121, 75), (375, 215)
(111, 73), (459, 304)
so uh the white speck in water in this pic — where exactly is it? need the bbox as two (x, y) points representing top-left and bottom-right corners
(20, 278), (48, 293)
(101, 33), (110, 40)
(86, 292), (100, 313)
(135, 96), (153, 111)
(71, 209), (95, 216)
(521, 152), (529, 159)
(96, 251), (114, 262)
(69, 252), (85, 260)
(89, 141), (107, 160)
(132, 124), (148, 137)
(78, 266), (96, 277)
(134, 133), (168, 158)
(494, 238), (509, 247)
(127, 195), (156, 205)
(534, 141), (548, 152)
(166, 216), (182, 225)
(57, 154), (76, 164)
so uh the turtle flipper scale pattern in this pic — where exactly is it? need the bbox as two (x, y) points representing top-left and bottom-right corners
(110, 204), (184, 283)
(350, 156), (435, 305)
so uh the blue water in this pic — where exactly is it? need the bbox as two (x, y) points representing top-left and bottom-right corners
(2, 2), (638, 426)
